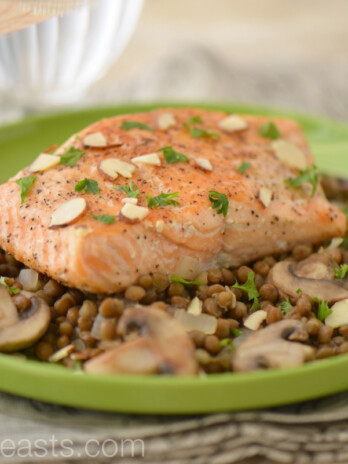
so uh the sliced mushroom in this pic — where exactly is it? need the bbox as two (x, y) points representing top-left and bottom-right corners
(268, 253), (348, 304)
(0, 286), (50, 352)
(84, 305), (198, 375)
(233, 319), (314, 372)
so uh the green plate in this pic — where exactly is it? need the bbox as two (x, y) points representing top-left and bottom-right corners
(0, 103), (348, 415)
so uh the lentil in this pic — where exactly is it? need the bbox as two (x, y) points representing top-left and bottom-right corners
(259, 283), (278, 303)
(100, 320), (116, 340)
(204, 335), (222, 354)
(125, 285), (146, 301)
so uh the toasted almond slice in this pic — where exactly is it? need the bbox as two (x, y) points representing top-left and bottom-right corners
(83, 132), (107, 147)
(325, 299), (348, 328)
(29, 153), (60, 172)
(48, 344), (74, 363)
(187, 297), (203, 316)
(132, 153), (161, 166)
(99, 158), (135, 179)
(218, 115), (248, 132)
(327, 237), (344, 250)
(50, 198), (86, 228)
(121, 197), (138, 205)
(258, 187), (273, 208)
(174, 309), (217, 334)
(155, 219), (164, 233)
(271, 140), (308, 170)
(194, 158), (213, 171)
(244, 310), (267, 331)
(158, 112), (176, 130)
(120, 203), (149, 223)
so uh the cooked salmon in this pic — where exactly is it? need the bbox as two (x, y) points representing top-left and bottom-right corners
(0, 108), (345, 293)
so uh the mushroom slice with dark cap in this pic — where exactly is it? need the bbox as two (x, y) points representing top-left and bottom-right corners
(85, 305), (198, 375)
(0, 286), (50, 352)
(233, 319), (314, 372)
(268, 253), (348, 304)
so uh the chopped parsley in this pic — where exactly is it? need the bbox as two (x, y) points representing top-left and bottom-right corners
(91, 214), (116, 225)
(189, 116), (203, 124)
(59, 146), (85, 167)
(120, 121), (154, 132)
(158, 146), (189, 164)
(279, 297), (293, 314)
(259, 122), (281, 139)
(0, 276), (20, 295)
(334, 264), (348, 279)
(237, 162), (251, 174)
(183, 117), (220, 139)
(233, 271), (260, 311)
(220, 338), (235, 349)
(208, 190), (229, 217)
(115, 181), (139, 198)
(284, 165), (319, 197)
(296, 288), (303, 294)
(15, 175), (37, 203)
(313, 297), (332, 322)
(231, 327), (243, 337)
(146, 192), (180, 208)
(75, 178), (100, 194)
(170, 276), (202, 286)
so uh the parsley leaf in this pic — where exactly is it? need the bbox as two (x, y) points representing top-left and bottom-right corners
(237, 162), (251, 174)
(189, 116), (203, 124)
(115, 181), (139, 198)
(296, 288), (303, 294)
(233, 271), (260, 311)
(91, 214), (116, 225)
(183, 123), (221, 139)
(284, 165), (319, 197)
(259, 122), (281, 139)
(120, 121), (154, 132)
(220, 338), (235, 349)
(170, 276), (202, 286)
(208, 190), (229, 217)
(0, 276), (20, 295)
(279, 297), (293, 314)
(75, 178), (100, 194)
(15, 175), (37, 203)
(231, 327), (243, 337)
(334, 264), (348, 279)
(146, 192), (180, 208)
(313, 297), (332, 322)
(158, 146), (189, 164)
(59, 146), (85, 167)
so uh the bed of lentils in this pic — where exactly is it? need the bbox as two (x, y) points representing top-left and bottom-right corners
(2, 242), (348, 375)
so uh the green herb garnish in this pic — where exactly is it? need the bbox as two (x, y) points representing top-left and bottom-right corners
(59, 146), (85, 167)
(75, 178), (100, 194)
(170, 276), (202, 286)
(120, 121), (154, 132)
(183, 116), (220, 140)
(208, 190), (229, 217)
(15, 175), (37, 204)
(115, 181), (139, 198)
(233, 271), (260, 311)
(146, 192), (180, 208)
(237, 162), (251, 174)
(313, 297), (332, 322)
(334, 264), (348, 279)
(91, 214), (116, 225)
(189, 116), (203, 124)
(284, 165), (319, 197)
(296, 288), (303, 294)
(0, 276), (20, 295)
(158, 146), (189, 164)
(220, 338), (235, 349)
(279, 297), (293, 314)
(259, 122), (281, 140)
(231, 327), (243, 337)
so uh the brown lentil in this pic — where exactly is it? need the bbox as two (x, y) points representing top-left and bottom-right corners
(99, 298), (120, 318)
(259, 284), (278, 303)
(138, 274), (153, 289)
(316, 345), (334, 359)
(217, 290), (233, 307)
(35, 342), (54, 361)
(221, 268), (235, 285)
(79, 331), (97, 347)
(327, 247), (342, 264)
(141, 288), (158, 305)
(207, 269), (222, 284)
(168, 282), (185, 297)
(288, 329), (309, 342)
(253, 260), (270, 277)
(196, 271), (208, 285)
(12, 294), (31, 312)
(0, 264), (19, 277)
(318, 325), (334, 344)
(332, 336), (345, 346)
(215, 318), (232, 339)
(42, 333), (56, 345)
(204, 297), (224, 318)
(232, 301), (248, 319)
(54, 293), (76, 315)
(43, 279), (65, 299)
(296, 293), (312, 316)
(292, 243), (312, 261)
(66, 306), (80, 325)
(339, 325), (348, 336)
(151, 301), (167, 310)
(206, 284), (225, 297)
(254, 273), (264, 289)
(56, 335), (70, 349)
(59, 320), (74, 337)
(125, 285), (146, 301)
(77, 316), (93, 332)
(190, 330), (206, 347)
(204, 335), (222, 354)
(79, 300), (98, 319)
(266, 305), (283, 325)
(338, 342), (348, 354)
(306, 318), (322, 335)
(100, 320), (116, 340)
(152, 272), (169, 292)
(237, 265), (253, 283)
(170, 295), (189, 308)
(195, 348), (211, 365)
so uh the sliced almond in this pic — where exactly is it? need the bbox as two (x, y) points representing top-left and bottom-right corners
(99, 158), (135, 180)
(258, 187), (273, 208)
(218, 115), (248, 132)
(29, 153), (60, 172)
(194, 158), (213, 171)
(244, 310), (267, 331)
(120, 203), (149, 223)
(327, 237), (344, 250)
(121, 197), (138, 205)
(83, 132), (107, 147)
(187, 297), (203, 316)
(158, 112), (176, 130)
(50, 198), (86, 228)
(48, 344), (74, 363)
(325, 299), (348, 328)
(131, 153), (161, 166)
(271, 140), (308, 170)
(155, 219), (164, 233)
(174, 309), (217, 334)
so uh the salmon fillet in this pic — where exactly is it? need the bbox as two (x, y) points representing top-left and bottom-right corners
(0, 108), (345, 293)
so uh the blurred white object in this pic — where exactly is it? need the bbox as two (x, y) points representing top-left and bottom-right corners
(0, 0), (143, 107)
